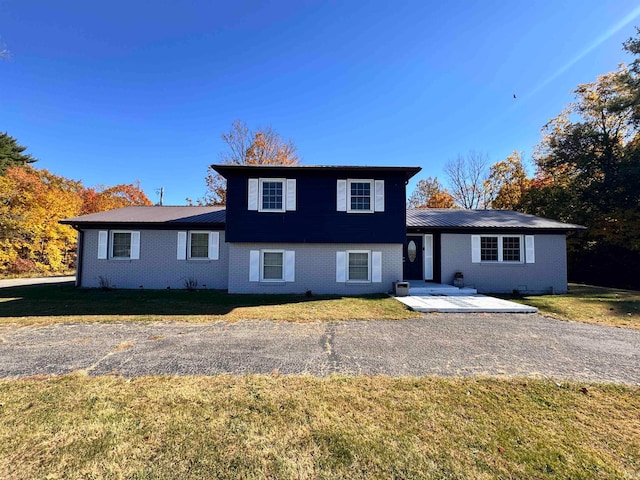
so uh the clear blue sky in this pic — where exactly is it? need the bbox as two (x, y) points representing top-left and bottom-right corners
(1, 1), (639, 205)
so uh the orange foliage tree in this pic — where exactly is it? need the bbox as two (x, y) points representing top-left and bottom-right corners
(81, 182), (152, 214)
(0, 166), (151, 275)
(198, 120), (300, 205)
(408, 177), (456, 208)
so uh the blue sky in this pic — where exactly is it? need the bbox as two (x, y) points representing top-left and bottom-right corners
(1, 1), (639, 205)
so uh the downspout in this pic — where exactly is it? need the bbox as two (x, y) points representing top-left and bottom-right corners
(74, 227), (83, 288)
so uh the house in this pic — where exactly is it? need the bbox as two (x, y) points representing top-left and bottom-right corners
(61, 164), (584, 294)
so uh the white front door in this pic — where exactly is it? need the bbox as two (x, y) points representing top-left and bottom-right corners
(424, 234), (433, 280)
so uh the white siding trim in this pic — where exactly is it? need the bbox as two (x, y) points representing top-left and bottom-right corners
(525, 235), (535, 264)
(374, 180), (384, 212)
(471, 235), (481, 263)
(177, 232), (187, 260)
(130, 231), (140, 260)
(286, 179), (296, 211)
(284, 250), (295, 282)
(248, 178), (259, 211)
(249, 250), (260, 282)
(336, 251), (347, 282)
(372, 251), (382, 282)
(424, 234), (434, 280)
(208, 231), (220, 260)
(97, 231), (108, 259)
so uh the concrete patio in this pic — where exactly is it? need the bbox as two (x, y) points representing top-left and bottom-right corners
(394, 282), (538, 313)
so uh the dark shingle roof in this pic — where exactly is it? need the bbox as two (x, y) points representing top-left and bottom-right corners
(61, 206), (226, 226)
(407, 209), (584, 230)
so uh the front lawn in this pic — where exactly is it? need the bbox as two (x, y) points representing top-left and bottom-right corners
(511, 283), (640, 329)
(0, 284), (419, 325)
(0, 375), (637, 479)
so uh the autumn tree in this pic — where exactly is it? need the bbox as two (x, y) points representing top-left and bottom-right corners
(408, 177), (455, 208)
(81, 182), (152, 215)
(0, 132), (37, 174)
(619, 27), (640, 127)
(201, 120), (300, 205)
(444, 151), (490, 209)
(485, 151), (531, 209)
(0, 167), (82, 273)
(0, 129), (151, 276)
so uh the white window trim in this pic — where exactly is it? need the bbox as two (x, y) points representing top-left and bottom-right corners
(258, 178), (286, 213)
(260, 249), (285, 282)
(110, 230), (137, 260)
(478, 234), (524, 264)
(347, 179), (374, 214)
(347, 250), (371, 282)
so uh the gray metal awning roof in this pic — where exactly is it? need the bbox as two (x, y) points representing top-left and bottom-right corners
(61, 206), (584, 231)
(407, 208), (584, 230)
(61, 206), (226, 226)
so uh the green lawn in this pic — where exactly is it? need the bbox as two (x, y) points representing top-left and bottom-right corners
(0, 375), (637, 479)
(0, 284), (419, 325)
(511, 283), (640, 329)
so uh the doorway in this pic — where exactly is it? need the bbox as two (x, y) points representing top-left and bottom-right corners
(403, 234), (434, 281)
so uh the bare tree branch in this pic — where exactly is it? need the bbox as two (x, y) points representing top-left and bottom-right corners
(200, 120), (300, 205)
(444, 151), (490, 209)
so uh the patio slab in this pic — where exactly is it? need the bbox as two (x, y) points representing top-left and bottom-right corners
(395, 294), (538, 313)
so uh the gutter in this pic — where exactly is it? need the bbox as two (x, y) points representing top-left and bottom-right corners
(70, 226), (83, 288)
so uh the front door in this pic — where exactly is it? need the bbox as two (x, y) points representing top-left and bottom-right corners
(403, 235), (423, 280)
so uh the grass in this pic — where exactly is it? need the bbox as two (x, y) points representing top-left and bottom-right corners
(0, 284), (419, 325)
(510, 283), (640, 330)
(0, 375), (637, 479)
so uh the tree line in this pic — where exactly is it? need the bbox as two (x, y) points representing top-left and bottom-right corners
(0, 132), (151, 275)
(405, 29), (640, 289)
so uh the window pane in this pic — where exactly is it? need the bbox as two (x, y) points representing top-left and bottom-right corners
(262, 182), (283, 210)
(407, 240), (417, 263)
(480, 237), (498, 262)
(190, 233), (209, 258)
(348, 252), (369, 280)
(263, 252), (283, 280)
(502, 237), (521, 262)
(112, 232), (131, 258)
(350, 182), (371, 210)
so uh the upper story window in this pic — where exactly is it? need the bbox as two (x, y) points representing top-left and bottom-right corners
(260, 179), (284, 212)
(248, 178), (296, 212)
(337, 179), (384, 213)
(348, 180), (372, 212)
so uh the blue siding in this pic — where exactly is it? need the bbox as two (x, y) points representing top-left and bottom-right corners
(224, 170), (408, 243)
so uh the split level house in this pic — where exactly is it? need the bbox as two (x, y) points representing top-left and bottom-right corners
(61, 164), (584, 294)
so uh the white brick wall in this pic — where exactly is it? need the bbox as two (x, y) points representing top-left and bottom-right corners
(80, 229), (228, 289)
(228, 243), (403, 294)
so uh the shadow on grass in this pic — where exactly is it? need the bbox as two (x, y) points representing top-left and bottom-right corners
(0, 284), (363, 318)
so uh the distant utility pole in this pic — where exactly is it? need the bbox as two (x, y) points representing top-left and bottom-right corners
(156, 187), (164, 206)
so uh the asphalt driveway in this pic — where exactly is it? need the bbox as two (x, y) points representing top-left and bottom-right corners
(0, 314), (638, 384)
